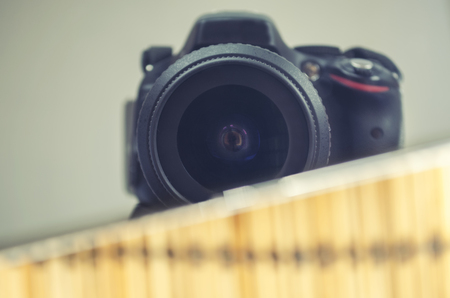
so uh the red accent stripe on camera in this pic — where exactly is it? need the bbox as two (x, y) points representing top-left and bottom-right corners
(330, 74), (390, 93)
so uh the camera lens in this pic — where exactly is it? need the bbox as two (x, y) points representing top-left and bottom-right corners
(178, 85), (288, 191)
(136, 44), (330, 206)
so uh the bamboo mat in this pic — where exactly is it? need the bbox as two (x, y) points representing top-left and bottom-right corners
(2, 140), (450, 298)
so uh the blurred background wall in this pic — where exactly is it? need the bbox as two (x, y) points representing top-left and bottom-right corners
(1, 0), (450, 249)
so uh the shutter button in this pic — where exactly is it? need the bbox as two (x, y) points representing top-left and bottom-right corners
(350, 58), (373, 76)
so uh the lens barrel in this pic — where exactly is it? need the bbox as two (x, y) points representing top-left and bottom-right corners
(136, 44), (330, 206)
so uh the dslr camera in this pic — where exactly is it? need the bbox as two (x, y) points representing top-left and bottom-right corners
(125, 12), (402, 213)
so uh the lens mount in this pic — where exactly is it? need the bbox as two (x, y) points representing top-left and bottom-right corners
(136, 44), (330, 207)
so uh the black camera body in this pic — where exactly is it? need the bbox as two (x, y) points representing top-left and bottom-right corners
(126, 12), (402, 212)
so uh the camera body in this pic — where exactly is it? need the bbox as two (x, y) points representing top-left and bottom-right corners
(126, 12), (402, 212)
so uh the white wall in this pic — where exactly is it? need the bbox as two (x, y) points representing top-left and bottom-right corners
(1, 0), (450, 249)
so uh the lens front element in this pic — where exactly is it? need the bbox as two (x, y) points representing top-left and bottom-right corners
(178, 85), (289, 192)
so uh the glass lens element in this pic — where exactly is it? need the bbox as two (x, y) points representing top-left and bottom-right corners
(177, 85), (289, 191)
